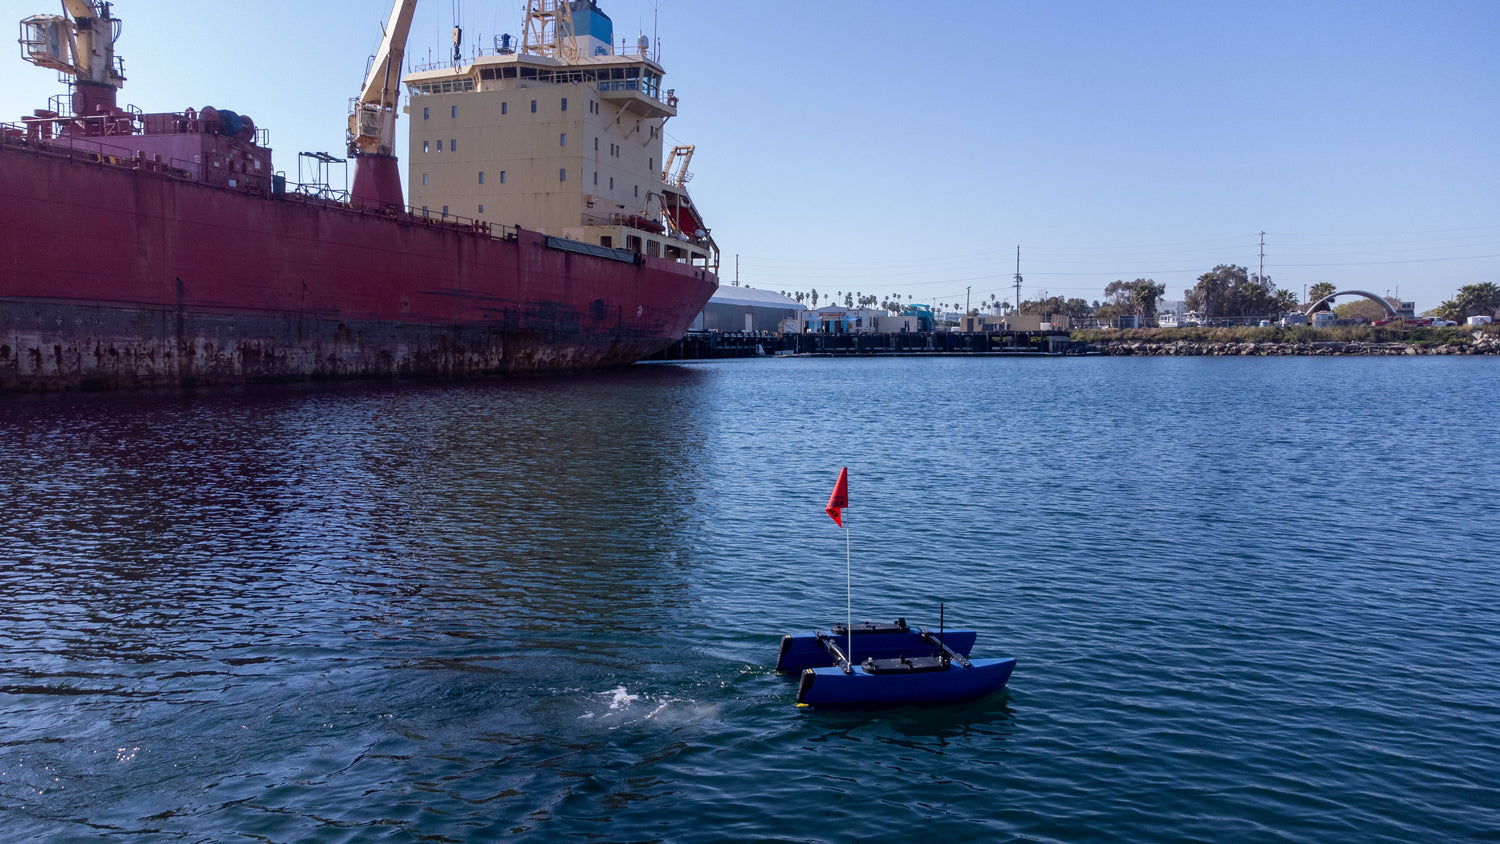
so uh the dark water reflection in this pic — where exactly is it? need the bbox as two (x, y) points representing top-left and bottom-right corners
(1, 371), (723, 835)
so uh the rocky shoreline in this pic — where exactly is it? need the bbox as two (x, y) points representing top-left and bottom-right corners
(1087, 334), (1500, 356)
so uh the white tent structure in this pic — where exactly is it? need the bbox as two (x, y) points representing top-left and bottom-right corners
(693, 286), (803, 333)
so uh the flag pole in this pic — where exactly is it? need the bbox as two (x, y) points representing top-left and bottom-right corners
(845, 517), (852, 668)
(825, 466), (851, 669)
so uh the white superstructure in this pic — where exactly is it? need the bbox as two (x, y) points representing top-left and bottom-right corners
(403, 0), (717, 273)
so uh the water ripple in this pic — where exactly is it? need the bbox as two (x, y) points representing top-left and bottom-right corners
(1, 360), (1498, 841)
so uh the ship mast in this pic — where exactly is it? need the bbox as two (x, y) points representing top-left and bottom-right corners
(349, 0), (419, 211)
(18, 1), (126, 121)
(521, 0), (580, 61)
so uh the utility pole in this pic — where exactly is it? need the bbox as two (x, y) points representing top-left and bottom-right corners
(1258, 231), (1265, 282)
(1013, 245), (1022, 311)
(735, 253), (739, 286)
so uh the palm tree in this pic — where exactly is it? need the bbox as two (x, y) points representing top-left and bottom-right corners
(1306, 282), (1337, 311)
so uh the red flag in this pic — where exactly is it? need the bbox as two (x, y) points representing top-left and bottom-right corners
(825, 467), (848, 527)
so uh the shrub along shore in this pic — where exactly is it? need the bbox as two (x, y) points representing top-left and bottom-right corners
(1074, 325), (1500, 356)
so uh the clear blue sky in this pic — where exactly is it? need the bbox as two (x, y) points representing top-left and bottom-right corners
(4, 0), (1496, 313)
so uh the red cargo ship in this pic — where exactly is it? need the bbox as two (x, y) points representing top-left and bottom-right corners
(0, 0), (718, 391)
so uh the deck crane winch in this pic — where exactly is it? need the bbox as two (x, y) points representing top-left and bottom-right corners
(349, 0), (418, 211)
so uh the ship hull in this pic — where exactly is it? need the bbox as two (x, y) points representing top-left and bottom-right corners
(0, 141), (717, 391)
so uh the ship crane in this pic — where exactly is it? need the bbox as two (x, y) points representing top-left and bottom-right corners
(349, 0), (418, 211)
(18, 0), (126, 122)
(521, 0), (578, 61)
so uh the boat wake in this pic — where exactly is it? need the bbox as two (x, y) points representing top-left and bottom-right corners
(577, 685), (721, 729)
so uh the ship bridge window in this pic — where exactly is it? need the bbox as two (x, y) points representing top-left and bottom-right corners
(413, 79), (475, 95)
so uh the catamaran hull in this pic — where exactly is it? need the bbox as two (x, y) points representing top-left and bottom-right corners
(796, 657), (1017, 708)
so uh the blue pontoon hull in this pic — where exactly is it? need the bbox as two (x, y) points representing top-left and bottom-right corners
(796, 657), (1017, 708)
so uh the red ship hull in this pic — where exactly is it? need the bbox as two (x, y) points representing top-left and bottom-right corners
(0, 139), (717, 391)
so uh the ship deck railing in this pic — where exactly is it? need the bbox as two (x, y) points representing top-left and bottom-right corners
(409, 42), (656, 77)
(0, 122), (523, 242)
(0, 120), (201, 180)
(2, 122), (723, 264)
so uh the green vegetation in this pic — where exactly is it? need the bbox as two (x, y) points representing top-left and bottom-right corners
(1426, 282), (1500, 323)
(1333, 299), (1391, 321)
(1098, 279), (1167, 323)
(777, 271), (1496, 333)
(1306, 282), (1338, 308)
(1185, 265), (1298, 320)
(1072, 324), (1498, 347)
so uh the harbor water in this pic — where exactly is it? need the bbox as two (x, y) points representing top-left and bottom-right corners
(2, 356), (1498, 842)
